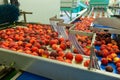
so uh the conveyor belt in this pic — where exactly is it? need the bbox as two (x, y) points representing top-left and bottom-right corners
(82, 7), (110, 18)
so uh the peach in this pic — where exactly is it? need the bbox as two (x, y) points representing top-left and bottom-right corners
(49, 51), (58, 58)
(42, 50), (49, 58)
(60, 43), (67, 50)
(38, 49), (44, 56)
(84, 60), (90, 67)
(65, 59), (72, 64)
(56, 47), (63, 53)
(110, 53), (117, 59)
(31, 46), (38, 52)
(51, 44), (58, 50)
(113, 57), (120, 63)
(116, 62), (120, 68)
(65, 52), (73, 60)
(58, 51), (65, 57)
(75, 54), (83, 63)
(56, 56), (64, 62)
(101, 58), (108, 65)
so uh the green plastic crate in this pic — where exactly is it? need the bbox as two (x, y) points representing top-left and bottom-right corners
(89, 0), (109, 8)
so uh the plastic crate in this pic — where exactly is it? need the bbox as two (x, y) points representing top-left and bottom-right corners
(90, 0), (109, 4)
(61, 0), (80, 8)
(89, 0), (109, 8)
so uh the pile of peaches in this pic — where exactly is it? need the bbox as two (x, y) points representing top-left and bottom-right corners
(0, 24), (89, 67)
(73, 17), (95, 56)
(74, 17), (94, 32)
(95, 32), (120, 74)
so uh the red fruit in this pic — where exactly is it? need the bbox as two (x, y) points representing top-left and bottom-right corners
(117, 67), (120, 74)
(56, 57), (64, 62)
(106, 46), (112, 51)
(116, 59), (120, 63)
(52, 32), (58, 38)
(42, 50), (49, 58)
(101, 58), (108, 65)
(44, 39), (49, 45)
(102, 49), (109, 57)
(7, 38), (13, 42)
(51, 44), (58, 50)
(33, 42), (41, 48)
(25, 50), (32, 54)
(60, 43), (67, 50)
(59, 38), (65, 43)
(38, 49), (44, 56)
(116, 49), (120, 54)
(100, 45), (106, 50)
(84, 60), (90, 67)
(66, 41), (71, 48)
(116, 63), (120, 68)
(73, 48), (79, 54)
(107, 43), (113, 47)
(113, 57), (119, 63)
(65, 52), (73, 60)
(30, 39), (36, 44)
(49, 51), (58, 58)
(32, 52), (39, 56)
(75, 54), (83, 63)
(94, 41), (102, 46)
(25, 43), (32, 48)
(110, 53), (117, 59)
(17, 41), (23, 46)
(65, 59), (72, 63)
(112, 45), (118, 49)
(17, 49), (23, 52)
(85, 50), (90, 56)
(24, 47), (31, 51)
(87, 40), (91, 44)
(56, 47), (63, 53)
(50, 56), (55, 60)
(101, 40), (106, 44)
(15, 34), (20, 41)
(10, 48), (16, 51)
(96, 50), (102, 56)
(106, 55), (112, 62)
(58, 51), (65, 57)
(49, 39), (58, 46)
(31, 46), (38, 52)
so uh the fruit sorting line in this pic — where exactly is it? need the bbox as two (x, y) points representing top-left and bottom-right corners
(0, 20), (119, 80)
(0, 7), (120, 80)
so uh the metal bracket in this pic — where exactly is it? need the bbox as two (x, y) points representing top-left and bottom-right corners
(20, 11), (33, 23)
